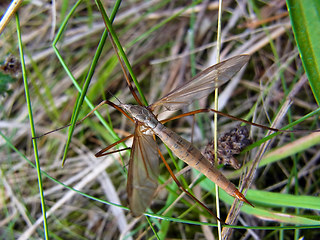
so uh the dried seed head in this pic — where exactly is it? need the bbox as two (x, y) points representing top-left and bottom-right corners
(0, 55), (21, 76)
(204, 126), (252, 169)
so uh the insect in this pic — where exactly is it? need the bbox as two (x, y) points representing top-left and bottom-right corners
(94, 54), (253, 217)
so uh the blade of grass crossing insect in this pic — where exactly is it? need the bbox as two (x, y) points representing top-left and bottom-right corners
(16, 14), (49, 239)
(51, 0), (122, 165)
(96, 0), (148, 106)
(215, 1), (223, 237)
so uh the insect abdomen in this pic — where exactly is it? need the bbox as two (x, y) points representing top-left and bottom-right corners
(153, 123), (237, 196)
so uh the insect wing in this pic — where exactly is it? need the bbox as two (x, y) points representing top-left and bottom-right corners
(127, 125), (159, 217)
(149, 55), (250, 111)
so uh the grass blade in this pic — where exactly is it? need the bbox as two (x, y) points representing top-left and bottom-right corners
(16, 13), (49, 239)
(51, 0), (122, 165)
(287, 0), (320, 105)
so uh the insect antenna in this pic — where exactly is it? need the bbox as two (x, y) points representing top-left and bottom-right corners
(106, 89), (123, 105)
(33, 123), (73, 139)
(33, 95), (129, 140)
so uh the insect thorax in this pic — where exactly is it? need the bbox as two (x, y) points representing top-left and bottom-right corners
(121, 104), (159, 129)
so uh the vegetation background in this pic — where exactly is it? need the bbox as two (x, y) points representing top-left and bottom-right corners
(1, 0), (320, 239)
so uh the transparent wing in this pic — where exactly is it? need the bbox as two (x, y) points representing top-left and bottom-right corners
(149, 55), (250, 111)
(127, 125), (159, 217)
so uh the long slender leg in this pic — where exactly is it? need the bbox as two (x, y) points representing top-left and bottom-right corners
(95, 134), (133, 157)
(160, 108), (280, 132)
(34, 100), (133, 139)
(160, 108), (318, 134)
(156, 144), (226, 224)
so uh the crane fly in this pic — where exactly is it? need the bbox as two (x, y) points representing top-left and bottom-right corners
(95, 54), (253, 217)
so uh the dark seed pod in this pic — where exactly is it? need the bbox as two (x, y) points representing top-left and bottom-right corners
(204, 126), (252, 169)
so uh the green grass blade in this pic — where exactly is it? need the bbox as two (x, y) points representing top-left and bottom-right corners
(51, 0), (122, 165)
(146, 216), (160, 240)
(16, 13), (49, 239)
(259, 131), (320, 168)
(287, 0), (320, 105)
(95, 0), (148, 106)
(246, 190), (320, 210)
(200, 177), (320, 225)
